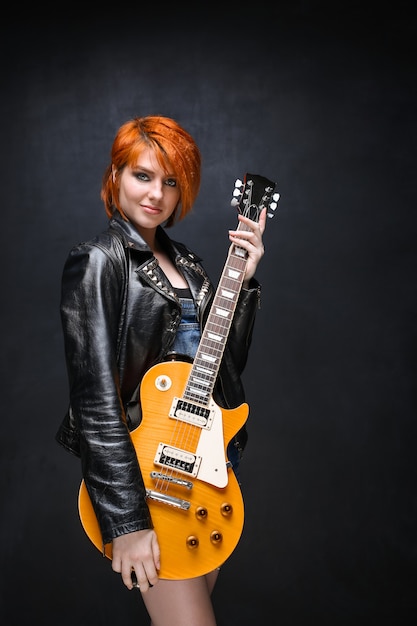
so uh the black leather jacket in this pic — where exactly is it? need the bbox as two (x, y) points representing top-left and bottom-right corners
(56, 211), (261, 545)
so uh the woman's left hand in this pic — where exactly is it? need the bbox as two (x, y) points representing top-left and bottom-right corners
(228, 207), (267, 287)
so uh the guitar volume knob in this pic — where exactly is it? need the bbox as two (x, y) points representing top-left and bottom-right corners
(195, 506), (208, 520)
(210, 530), (223, 544)
(220, 502), (233, 517)
(186, 535), (199, 549)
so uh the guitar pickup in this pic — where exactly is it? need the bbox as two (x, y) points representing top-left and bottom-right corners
(154, 443), (202, 477)
(169, 397), (214, 428)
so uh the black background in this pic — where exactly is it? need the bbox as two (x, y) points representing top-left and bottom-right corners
(1, 3), (416, 625)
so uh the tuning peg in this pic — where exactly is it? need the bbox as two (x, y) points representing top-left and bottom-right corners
(269, 193), (280, 210)
(231, 178), (245, 208)
(266, 192), (280, 218)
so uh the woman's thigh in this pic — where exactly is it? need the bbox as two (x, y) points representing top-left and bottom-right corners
(141, 569), (220, 626)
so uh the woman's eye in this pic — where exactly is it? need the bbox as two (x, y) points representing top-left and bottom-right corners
(135, 172), (150, 181)
(165, 178), (177, 187)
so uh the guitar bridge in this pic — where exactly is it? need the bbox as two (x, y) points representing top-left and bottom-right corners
(151, 471), (193, 490)
(154, 443), (202, 477)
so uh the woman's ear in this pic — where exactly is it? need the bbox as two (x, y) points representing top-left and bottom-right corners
(112, 164), (117, 183)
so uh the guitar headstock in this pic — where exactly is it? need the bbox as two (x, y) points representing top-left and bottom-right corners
(231, 172), (279, 223)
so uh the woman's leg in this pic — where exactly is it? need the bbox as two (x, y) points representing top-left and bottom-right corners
(142, 569), (221, 626)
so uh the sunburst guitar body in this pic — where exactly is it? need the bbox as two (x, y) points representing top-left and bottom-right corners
(79, 359), (248, 579)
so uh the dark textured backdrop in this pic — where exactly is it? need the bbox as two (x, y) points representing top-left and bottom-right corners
(1, 4), (416, 625)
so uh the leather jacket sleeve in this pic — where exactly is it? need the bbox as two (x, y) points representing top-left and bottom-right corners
(60, 238), (152, 545)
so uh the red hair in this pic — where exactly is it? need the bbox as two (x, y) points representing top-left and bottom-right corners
(101, 116), (201, 227)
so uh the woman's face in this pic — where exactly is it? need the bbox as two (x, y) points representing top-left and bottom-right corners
(116, 147), (181, 233)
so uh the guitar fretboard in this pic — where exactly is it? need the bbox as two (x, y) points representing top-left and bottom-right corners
(180, 171), (277, 408)
(183, 233), (249, 407)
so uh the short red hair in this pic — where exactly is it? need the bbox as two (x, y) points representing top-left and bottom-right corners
(101, 116), (201, 227)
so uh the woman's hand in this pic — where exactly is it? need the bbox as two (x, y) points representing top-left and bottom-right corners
(111, 529), (160, 592)
(228, 207), (267, 287)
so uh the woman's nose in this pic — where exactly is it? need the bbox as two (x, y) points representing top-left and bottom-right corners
(148, 179), (164, 199)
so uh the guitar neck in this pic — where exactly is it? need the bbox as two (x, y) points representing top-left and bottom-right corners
(182, 228), (249, 407)
(180, 171), (278, 408)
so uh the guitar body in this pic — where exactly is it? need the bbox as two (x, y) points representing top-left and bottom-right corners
(78, 359), (248, 580)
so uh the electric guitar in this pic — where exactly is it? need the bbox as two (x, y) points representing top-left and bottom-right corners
(78, 173), (279, 579)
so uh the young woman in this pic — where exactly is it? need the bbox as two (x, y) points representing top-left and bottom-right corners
(56, 115), (267, 626)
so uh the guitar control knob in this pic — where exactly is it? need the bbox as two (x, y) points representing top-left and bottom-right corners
(186, 536), (199, 549)
(210, 530), (223, 544)
(195, 506), (208, 520)
(220, 503), (233, 517)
